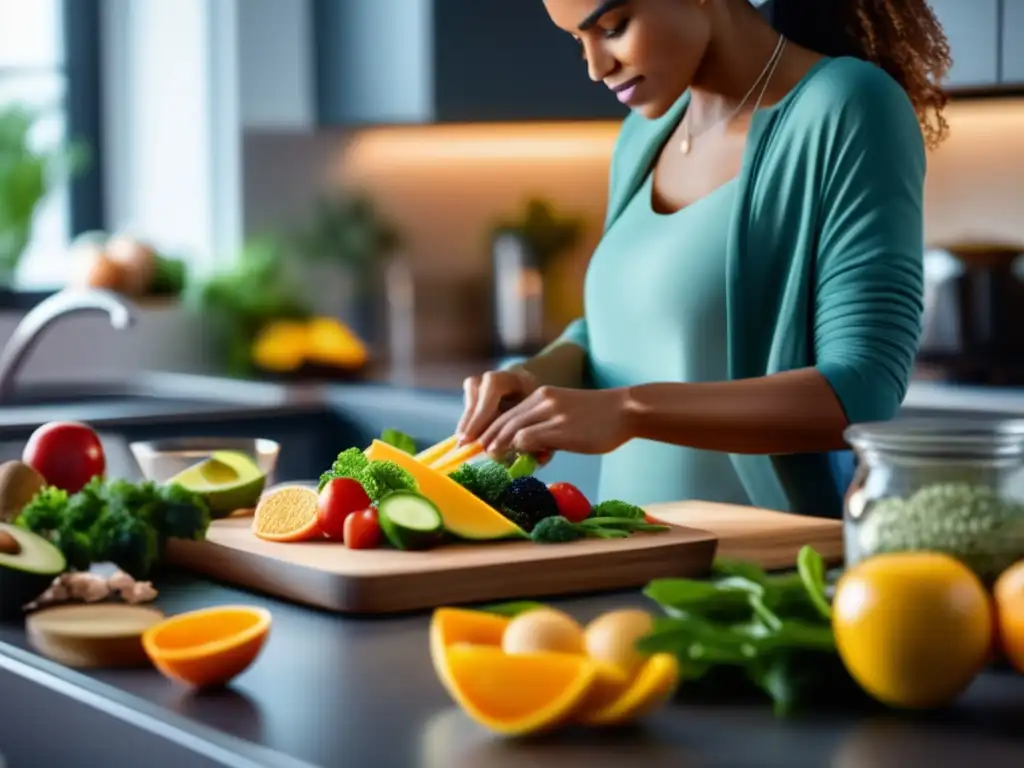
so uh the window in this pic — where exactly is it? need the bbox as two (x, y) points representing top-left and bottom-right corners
(0, 0), (102, 292)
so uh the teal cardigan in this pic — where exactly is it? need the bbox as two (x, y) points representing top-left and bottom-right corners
(557, 57), (926, 517)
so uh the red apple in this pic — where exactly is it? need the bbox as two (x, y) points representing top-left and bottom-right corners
(317, 477), (372, 541)
(23, 421), (106, 493)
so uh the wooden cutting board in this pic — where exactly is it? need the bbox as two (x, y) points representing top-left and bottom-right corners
(165, 501), (843, 615)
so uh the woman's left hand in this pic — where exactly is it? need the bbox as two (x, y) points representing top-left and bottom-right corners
(478, 386), (632, 458)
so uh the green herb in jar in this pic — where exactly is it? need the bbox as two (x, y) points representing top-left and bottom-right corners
(857, 482), (1024, 583)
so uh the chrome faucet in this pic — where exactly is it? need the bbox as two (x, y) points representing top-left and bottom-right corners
(0, 288), (138, 401)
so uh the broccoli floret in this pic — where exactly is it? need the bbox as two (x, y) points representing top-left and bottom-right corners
(90, 506), (160, 579)
(63, 483), (107, 532)
(358, 460), (417, 503)
(450, 460), (512, 507)
(319, 447), (371, 491)
(448, 462), (479, 490)
(499, 477), (559, 532)
(153, 483), (211, 541)
(591, 499), (646, 520)
(15, 486), (69, 534)
(531, 515), (585, 544)
(53, 525), (93, 571)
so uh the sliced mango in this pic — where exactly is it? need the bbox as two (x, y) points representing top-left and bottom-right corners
(577, 653), (680, 726)
(430, 608), (510, 693)
(364, 440), (526, 541)
(443, 644), (597, 736)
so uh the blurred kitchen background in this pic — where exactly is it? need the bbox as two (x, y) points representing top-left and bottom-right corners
(1, 0), (1023, 407)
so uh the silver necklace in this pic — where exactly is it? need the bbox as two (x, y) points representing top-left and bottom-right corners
(680, 35), (787, 155)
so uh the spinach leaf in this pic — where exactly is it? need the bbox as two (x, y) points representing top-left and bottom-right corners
(796, 545), (833, 620)
(380, 428), (417, 455)
(477, 600), (546, 617)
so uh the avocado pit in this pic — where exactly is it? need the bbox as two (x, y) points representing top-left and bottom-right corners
(0, 529), (21, 556)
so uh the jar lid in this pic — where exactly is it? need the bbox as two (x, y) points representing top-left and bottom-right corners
(845, 417), (1024, 458)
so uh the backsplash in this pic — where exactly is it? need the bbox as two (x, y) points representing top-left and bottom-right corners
(241, 97), (1024, 360)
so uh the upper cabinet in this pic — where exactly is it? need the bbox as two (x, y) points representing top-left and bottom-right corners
(313, 0), (628, 126)
(930, 0), (1024, 90)
(1003, 0), (1024, 85)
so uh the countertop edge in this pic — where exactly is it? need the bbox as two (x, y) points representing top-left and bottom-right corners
(0, 639), (318, 768)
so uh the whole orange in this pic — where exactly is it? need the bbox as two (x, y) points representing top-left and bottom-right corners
(832, 552), (992, 709)
(993, 559), (1024, 672)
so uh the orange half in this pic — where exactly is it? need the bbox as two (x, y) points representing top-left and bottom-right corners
(430, 608), (510, 693)
(142, 605), (272, 688)
(577, 653), (680, 726)
(443, 644), (597, 736)
(252, 486), (321, 542)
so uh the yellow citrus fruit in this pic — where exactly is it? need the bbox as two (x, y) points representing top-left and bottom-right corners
(993, 558), (1024, 672)
(832, 552), (992, 709)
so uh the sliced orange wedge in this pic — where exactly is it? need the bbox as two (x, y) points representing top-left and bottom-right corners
(443, 644), (597, 736)
(576, 653), (680, 726)
(142, 605), (271, 688)
(252, 486), (321, 542)
(430, 608), (510, 693)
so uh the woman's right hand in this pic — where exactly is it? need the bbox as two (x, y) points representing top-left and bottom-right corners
(457, 366), (539, 446)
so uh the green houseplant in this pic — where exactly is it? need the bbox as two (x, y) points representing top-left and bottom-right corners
(0, 105), (88, 287)
(187, 235), (312, 376)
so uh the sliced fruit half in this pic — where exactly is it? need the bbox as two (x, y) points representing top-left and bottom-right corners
(576, 653), (680, 726)
(430, 607), (510, 693)
(252, 486), (321, 542)
(0, 522), (67, 619)
(169, 450), (266, 518)
(442, 644), (598, 736)
(142, 604), (272, 688)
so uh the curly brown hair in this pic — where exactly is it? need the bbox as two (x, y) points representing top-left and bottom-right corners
(845, 0), (952, 148)
(771, 0), (953, 148)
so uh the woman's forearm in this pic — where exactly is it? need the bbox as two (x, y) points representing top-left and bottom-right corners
(623, 368), (851, 455)
(517, 340), (589, 389)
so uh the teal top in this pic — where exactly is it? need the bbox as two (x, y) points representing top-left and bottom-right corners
(589, 169), (750, 507)
(555, 57), (926, 517)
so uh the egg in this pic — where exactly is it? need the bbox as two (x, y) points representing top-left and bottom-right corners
(583, 609), (655, 675)
(501, 608), (585, 656)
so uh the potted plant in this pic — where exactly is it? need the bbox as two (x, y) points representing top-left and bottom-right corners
(0, 105), (88, 289)
(289, 190), (402, 341)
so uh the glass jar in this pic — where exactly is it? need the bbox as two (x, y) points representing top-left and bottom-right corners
(844, 417), (1024, 584)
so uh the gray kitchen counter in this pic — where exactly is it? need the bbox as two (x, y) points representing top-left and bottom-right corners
(1, 572), (1024, 768)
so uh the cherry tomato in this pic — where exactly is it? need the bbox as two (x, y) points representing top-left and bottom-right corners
(344, 507), (382, 549)
(547, 482), (592, 523)
(318, 477), (372, 541)
(23, 421), (105, 494)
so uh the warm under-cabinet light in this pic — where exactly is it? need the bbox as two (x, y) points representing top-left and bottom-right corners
(343, 121), (621, 166)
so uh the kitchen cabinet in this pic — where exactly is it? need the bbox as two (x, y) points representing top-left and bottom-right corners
(929, 0), (1001, 88)
(1004, 0), (1024, 85)
(313, 0), (627, 125)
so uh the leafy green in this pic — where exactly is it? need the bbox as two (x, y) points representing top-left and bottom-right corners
(380, 429), (417, 455)
(639, 548), (849, 716)
(530, 515), (668, 544)
(14, 477), (210, 578)
(590, 499), (646, 520)
(796, 545), (832, 620)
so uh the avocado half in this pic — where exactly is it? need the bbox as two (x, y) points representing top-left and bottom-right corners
(168, 450), (267, 518)
(0, 523), (66, 620)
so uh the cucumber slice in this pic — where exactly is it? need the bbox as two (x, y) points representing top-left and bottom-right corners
(377, 491), (445, 550)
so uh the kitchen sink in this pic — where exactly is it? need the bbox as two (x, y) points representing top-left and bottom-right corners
(0, 381), (228, 410)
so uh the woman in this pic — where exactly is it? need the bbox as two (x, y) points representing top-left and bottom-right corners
(457, 0), (951, 517)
